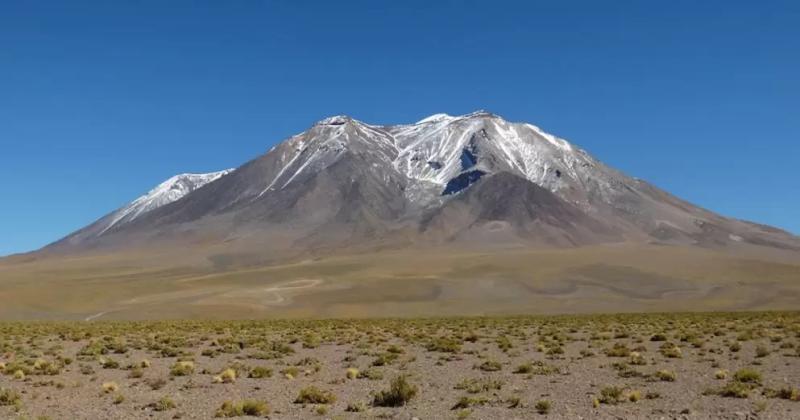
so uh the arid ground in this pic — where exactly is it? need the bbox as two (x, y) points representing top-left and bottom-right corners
(1, 244), (799, 320)
(1, 313), (799, 419)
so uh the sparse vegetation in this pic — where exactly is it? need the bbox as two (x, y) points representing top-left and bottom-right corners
(535, 399), (551, 414)
(733, 368), (762, 384)
(0, 388), (21, 407)
(215, 399), (269, 417)
(248, 366), (272, 379)
(373, 375), (418, 407)
(170, 360), (195, 376)
(213, 368), (237, 383)
(152, 396), (176, 411)
(0, 312), (796, 418)
(294, 386), (336, 404)
(101, 381), (119, 393)
(655, 369), (676, 382)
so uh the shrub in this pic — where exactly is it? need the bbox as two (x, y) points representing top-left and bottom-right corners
(765, 387), (800, 401)
(659, 342), (682, 358)
(345, 401), (367, 412)
(358, 368), (383, 380)
(514, 362), (534, 374)
(147, 377), (167, 390)
(213, 368), (237, 384)
(627, 390), (642, 402)
(101, 382), (119, 393)
(98, 356), (119, 369)
(215, 400), (269, 417)
(281, 366), (299, 379)
(452, 396), (489, 409)
(454, 377), (503, 394)
(372, 352), (398, 367)
(598, 386), (625, 405)
(426, 337), (461, 353)
(302, 334), (321, 349)
(170, 361), (195, 376)
(294, 386), (336, 404)
(535, 399), (551, 414)
(248, 366), (272, 379)
(476, 360), (502, 372)
(733, 368), (762, 384)
(512, 361), (556, 375)
(386, 344), (404, 354)
(629, 352), (647, 365)
(755, 345), (770, 358)
(655, 369), (676, 382)
(373, 375), (418, 407)
(346, 368), (359, 379)
(496, 336), (513, 352)
(0, 388), (21, 406)
(606, 343), (631, 357)
(154, 396), (176, 411)
(719, 381), (751, 398)
(645, 391), (661, 399)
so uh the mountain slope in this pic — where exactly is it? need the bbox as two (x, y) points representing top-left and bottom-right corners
(46, 111), (799, 255)
(53, 170), (232, 248)
(420, 172), (622, 247)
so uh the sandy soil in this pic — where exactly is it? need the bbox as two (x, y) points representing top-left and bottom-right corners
(0, 245), (799, 320)
(1, 313), (799, 419)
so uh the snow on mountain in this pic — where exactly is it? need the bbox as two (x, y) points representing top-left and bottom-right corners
(390, 111), (588, 196)
(250, 110), (600, 206)
(50, 111), (800, 253)
(100, 170), (234, 234)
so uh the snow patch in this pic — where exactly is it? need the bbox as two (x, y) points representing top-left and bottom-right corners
(100, 169), (233, 235)
(416, 113), (454, 124)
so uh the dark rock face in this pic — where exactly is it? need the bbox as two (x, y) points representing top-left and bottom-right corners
(442, 170), (486, 196)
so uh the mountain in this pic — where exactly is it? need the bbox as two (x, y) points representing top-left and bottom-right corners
(46, 111), (798, 257)
(3, 111), (799, 320)
(53, 170), (233, 248)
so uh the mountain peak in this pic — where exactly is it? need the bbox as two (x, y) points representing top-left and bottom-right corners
(415, 113), (455, 124)
(316, 115), (354, 126)
(415, 110), (498, 125)
(67, 169), (233, 241)
(461, 109), (496, 119)
(50, 112), (800, 255)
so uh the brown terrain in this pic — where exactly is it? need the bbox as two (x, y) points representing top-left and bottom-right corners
(2, 112), (799, 419)
(0, 244), (798, 321)
(1, 313), (799, 419)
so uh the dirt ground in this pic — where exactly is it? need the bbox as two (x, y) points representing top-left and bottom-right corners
(1, 312), (799, 419)
(1, 245), (799, 320)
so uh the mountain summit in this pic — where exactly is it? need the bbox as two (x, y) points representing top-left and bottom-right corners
(48, 111), (799, 257)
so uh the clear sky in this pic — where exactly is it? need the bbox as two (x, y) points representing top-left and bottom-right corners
(1, 1), (798, 256)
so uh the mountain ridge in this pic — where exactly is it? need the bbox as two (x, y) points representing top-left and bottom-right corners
(43, 111), (799, 256)
(3, 111), (799, 320)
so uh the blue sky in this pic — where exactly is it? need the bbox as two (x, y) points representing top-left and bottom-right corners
(1, 1), (798, 256)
